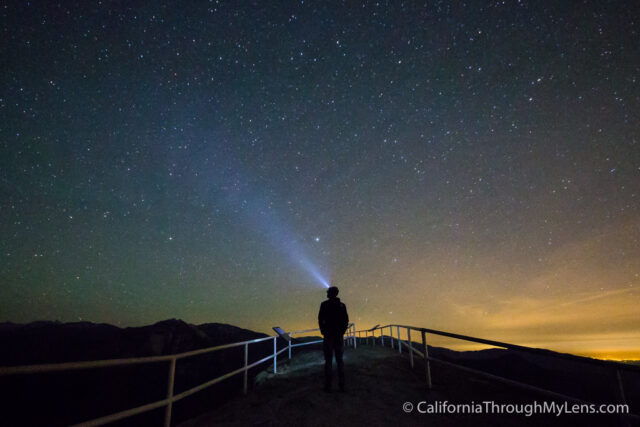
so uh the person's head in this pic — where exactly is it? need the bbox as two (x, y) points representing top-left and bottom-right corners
(327, 286), (339, 299)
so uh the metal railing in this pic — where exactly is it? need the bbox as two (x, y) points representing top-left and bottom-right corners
(0, 323), (356, 427)
(356, 324), (639, 423)
(6, 321), (633, 424)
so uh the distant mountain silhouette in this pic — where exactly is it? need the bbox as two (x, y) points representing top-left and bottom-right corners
(0, 319), (276, 426)
(0, 319), (267, 366)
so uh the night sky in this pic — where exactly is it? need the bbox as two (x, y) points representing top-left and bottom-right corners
(1, 1), (639, 359)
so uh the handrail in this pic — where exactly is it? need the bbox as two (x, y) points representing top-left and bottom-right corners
(289, 327), (324, 335)
(0, 323), (357, 426)
(356, 324), (638, 422)
(0, 335), (277, 376)
(359, 324), (640, 373)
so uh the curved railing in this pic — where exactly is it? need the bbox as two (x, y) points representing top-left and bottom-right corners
(0, 323), (356, 426)
(355, 324), (639, 422)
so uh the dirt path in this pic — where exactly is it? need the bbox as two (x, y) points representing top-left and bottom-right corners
(178, 345), (614, 427)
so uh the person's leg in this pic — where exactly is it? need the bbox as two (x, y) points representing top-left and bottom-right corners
(323, 336), (333, 391)
(335, 334), (345, 390)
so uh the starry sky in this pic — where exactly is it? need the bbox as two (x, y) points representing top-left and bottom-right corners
(1, 1), (639, 359)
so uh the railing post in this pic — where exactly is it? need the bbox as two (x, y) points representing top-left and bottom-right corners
(397, 326), (402, 354)
(353, 325), (357, 349)
(616, 368), (627, 404)
(381, 329), (385, 347)
(408, 328), (414, 368)
(421, 330), (432, 389)
(373, 329), (376, 347)
(616, 369), (631, 427)
(164, 357), (176, 427)
(390, 326), (394, 349)
(288, 339), (292, 360)
(243, 343), (248, 395)
(273, 337), (277, 374)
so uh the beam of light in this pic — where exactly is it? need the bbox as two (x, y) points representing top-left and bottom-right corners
(212, 168), (331, 289)
(298, 256), (331, 288)
(250, 211), (331, 289)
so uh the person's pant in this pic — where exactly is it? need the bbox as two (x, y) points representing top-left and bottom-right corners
(323, 333), (344, 389)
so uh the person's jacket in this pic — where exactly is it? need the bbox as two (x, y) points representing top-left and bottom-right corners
(318, 297), (349, 336)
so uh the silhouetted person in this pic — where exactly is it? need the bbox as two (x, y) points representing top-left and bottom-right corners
(318, 285), (349, 392)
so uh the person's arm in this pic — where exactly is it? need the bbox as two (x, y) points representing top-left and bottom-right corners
(341, 304), (349, 335)
(318, 303), (326, 335)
